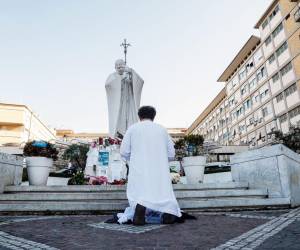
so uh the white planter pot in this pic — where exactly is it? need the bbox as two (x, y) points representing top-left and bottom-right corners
(26, 157), (53, 186)
(182, 156), (206, 184)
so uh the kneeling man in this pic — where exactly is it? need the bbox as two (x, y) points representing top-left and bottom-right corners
(120, 106), (181, 225)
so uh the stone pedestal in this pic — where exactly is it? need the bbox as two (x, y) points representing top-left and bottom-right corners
(0, 153), (24, 188)
(231, 144), (300, 207)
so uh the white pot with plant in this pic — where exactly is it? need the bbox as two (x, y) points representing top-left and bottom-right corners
(24, 141), (58, 186)
(175, 135), (206, 184)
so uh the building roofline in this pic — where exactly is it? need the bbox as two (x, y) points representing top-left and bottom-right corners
(186, 88), (227, 135)
(254, 0), (278, 29)
(0, 102), (31, 111)
(0, 102), (56, 137)
(217, 35), (260, 82)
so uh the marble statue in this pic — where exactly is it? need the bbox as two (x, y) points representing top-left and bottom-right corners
(105, 59), (144, 137)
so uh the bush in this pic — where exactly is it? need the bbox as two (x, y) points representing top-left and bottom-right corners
(67, 170), (88, 185)
(269, 126), (300, 154)
(174, 134), (204, 159)
(23, 141), (58, 160)
(63, 144), (89, 171)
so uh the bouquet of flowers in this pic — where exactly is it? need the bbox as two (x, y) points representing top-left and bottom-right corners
(88, 176), (109, 185)
(98, 137), (122, 147)
(23, 140), (58, 160)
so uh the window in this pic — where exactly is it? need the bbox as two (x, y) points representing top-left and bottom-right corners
(262, 107), (269, 117)
(284, 83), (297, 97)
(262, 19), (269, 29)
(276, 42), (288, 57)
(244, 99), (252, 110)
(239, 68), (247, 81)
(279, 113), (288, 123)
(272, 23), (283, 38)
(280, 62), (292, 76)
(236, 106), (244, 117)
(276, 92), (284, 103)
(257, 67), (266, 81)
(254, 95), (260, 103)
(246, 61), (254, 70)
(268, 54), (276, 64)
(249, 77), (257, 90)
(254, 49), (263, 65)
(241, 84), (247, 95)
(265, 36), (272, 46)
(239, 125), (246, 132)
(269, 5), (280, 21)
(289, 106), (300, 119)
(232, 76), (238, 87)
(261, 89), (269, 98)
(272, 73), (280, 83)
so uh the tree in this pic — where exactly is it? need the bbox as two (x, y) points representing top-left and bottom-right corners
(63, 144), (89, 170)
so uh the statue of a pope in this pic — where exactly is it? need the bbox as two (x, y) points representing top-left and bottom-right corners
(105, 59), (144, 137)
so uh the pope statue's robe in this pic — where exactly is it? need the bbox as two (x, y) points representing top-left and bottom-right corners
(105, 70), (144, 137)
(120, 120), (182, 218)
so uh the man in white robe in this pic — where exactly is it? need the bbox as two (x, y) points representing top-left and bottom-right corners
(120, 106), (182, 225)
(105, 59), (144, 138)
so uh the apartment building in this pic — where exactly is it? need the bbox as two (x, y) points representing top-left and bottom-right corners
(0, 103), (56, 147)
(187, 0), (300, 148)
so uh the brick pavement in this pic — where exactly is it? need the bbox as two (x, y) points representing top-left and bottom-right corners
(0, 209), (298, 250)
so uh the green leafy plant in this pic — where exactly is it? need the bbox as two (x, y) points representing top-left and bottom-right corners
(67, 170), (87, 185)
(174, 134), (204, 160)
(23, 141), (58, 160)
(63, 144), (89, 170)
(269, 126), (300, 154)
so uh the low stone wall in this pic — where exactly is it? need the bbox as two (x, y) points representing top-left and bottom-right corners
(231, 144), (300, 207)
(203, 172), (232, 183)
(0, 153), (24, 192)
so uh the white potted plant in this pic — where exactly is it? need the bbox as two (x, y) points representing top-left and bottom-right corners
(24, 141), (58, 186)
(175, 135), (206, 184)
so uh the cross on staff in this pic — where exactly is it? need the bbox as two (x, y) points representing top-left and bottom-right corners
(120, 39), (131, 65)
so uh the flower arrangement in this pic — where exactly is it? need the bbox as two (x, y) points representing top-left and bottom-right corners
(99, 137), (122, 147)
(174, 134), (204, 160)
(110, 178), (127, 185)
(88, 176), (109, 185)
(170, 173), (180, 184)
(23, 141), (58, 160)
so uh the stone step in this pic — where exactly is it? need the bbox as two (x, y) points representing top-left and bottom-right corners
(4, 182), (249, 193)
(0, 197), (290, 213)
(0, 189), (268, 201)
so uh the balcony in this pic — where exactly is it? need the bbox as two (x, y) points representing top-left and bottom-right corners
(295, 8), (300, 22)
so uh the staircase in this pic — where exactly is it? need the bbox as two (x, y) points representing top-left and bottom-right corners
(0, 182), (290, 214)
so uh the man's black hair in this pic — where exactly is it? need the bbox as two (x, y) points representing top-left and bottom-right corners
(138, 106), (156, 121)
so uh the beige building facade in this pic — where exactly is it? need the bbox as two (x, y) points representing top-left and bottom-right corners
(188, 0), (300, 148)
(56, 128), (187, 144)
(0, 103), (56, 147)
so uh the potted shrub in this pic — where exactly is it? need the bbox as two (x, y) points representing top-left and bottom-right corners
(23, 141), (58, 186)
(175, 134), (206, 184)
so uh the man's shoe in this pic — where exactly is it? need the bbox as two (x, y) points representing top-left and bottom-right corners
(162, 213), (177, 224)
(133, 204), (146, 226)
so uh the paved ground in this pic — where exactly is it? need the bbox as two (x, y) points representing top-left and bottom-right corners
(0, 208), (299, 250)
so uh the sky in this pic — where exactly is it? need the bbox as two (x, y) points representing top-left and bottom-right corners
(0, 0), (273, 133)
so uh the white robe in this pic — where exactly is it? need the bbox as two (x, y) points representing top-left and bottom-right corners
(120, 120), (182, 217)
(105, 70), (143, 137)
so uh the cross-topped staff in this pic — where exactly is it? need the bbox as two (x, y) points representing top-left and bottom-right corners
(120, 38), (131, 65)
